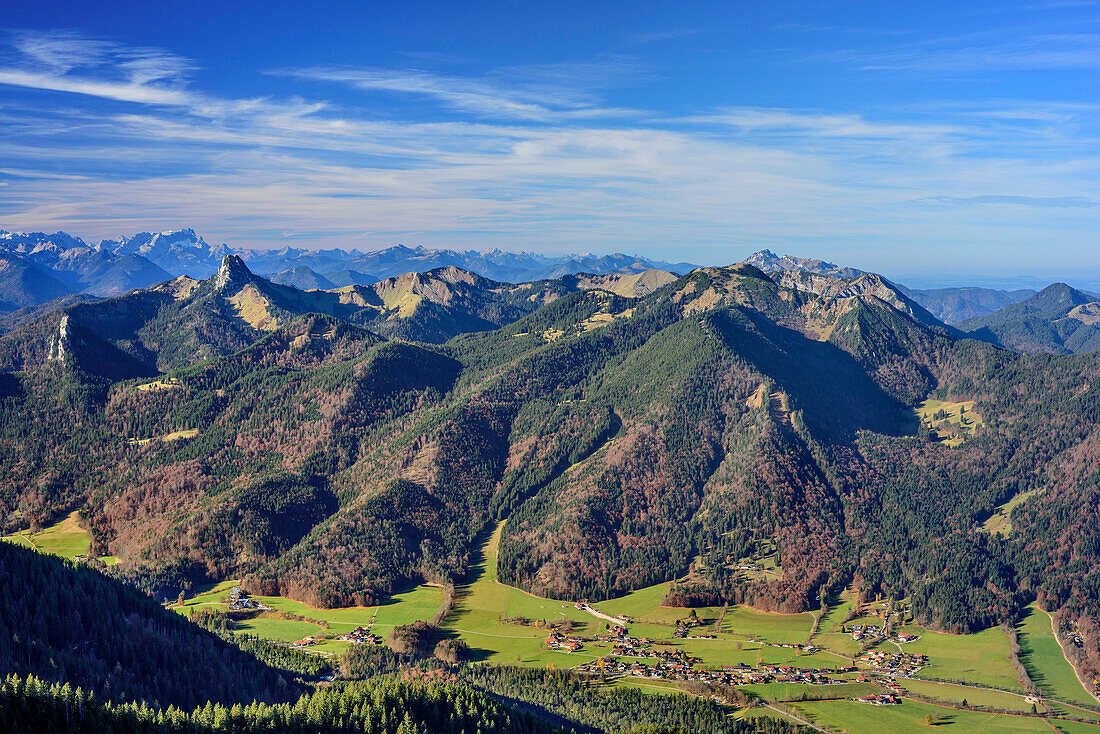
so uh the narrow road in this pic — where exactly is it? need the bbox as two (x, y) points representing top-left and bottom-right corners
(578, 603), (626, 626)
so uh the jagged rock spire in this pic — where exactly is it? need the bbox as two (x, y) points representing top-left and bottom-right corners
(214, 254), (253, 289)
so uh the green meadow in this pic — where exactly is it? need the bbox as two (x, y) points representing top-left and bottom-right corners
(1017, 604), (1098, 708)
(742, 681), (881, 702)
(440, 522), (603, 667)
(231, 616), (322, 644)
(899, 623), (1022, 691)
(898, 678), (1036, 712)
(1, 510), (116, 564)
(793, 697), (1062, 734)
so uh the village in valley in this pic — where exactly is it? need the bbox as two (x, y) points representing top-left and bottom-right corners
(213, 576), (932, 707)
(8, 509), (1100, 733)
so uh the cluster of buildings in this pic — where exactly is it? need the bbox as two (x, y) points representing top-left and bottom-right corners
(335, 626), (380, 645)
(855, 693), (900, 705)
(293, 635), (320, 648)
(858, 648), (927, 677)
(228, 586), (266, 611)
(847, 623), (882, 641)
(577, 654), (859, 687)
(543, 629), (585, 652)
(894, 632), (920, 644)
(771, 641), (820, 653)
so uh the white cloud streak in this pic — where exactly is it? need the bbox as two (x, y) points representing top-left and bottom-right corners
(0, 30), (1098, 273)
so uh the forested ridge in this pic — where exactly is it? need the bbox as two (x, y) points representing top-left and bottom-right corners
(3, 257), (1100, 686)
(0, 541), (300, 710)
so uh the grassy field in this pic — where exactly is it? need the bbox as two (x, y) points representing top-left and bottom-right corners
(793, 697), (1060, 733)
(811, 632), (864, 658)
(592, 580), (728, 628)
(438, 523), (825, 672)
(900, 623), (1022, 691)
(1017, 604), (1098, 708)
(129, 428), (200, 446)
(899, 678), (1037, 712)
(674, 637), (848, 670)
(179, 578), (443, 642)
(371, 585), (444, 630)
(440, 523), (604, 667)
(1, 510), (117, 564)
(817, 596), (855, 633)
(722, 606), (816, 644)
(231, 615), (322, 643)
(742, 681), (881, 702)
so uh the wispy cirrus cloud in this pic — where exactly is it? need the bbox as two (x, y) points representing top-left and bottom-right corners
(0, 29), (1099, 275)
(927, 194), (1096, 207)
(823, 31), (1100, 72)
(683, 107), (961, 140)
(278, 57), (650, 121)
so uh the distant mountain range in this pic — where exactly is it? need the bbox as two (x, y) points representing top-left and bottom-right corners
(0, 253), (679, 375)
(0, 228), (694, 314)
(6, 229), (1100, 355)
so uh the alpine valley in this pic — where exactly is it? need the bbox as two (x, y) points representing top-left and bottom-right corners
(3, 239), (1100, 733)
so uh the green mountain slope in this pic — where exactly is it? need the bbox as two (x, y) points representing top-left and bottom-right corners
(959, 283), (1100, 353)
(3, 259), (1100, 669)
(0, 256), (678, 375)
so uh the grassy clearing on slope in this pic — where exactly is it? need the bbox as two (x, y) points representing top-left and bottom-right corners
(230, 615), (322, 644)
(441, 523), (603, 667)
(371, 585), (444, 629)
(592, 580), (726, 627)
(0, 510), (116, 564)
(254, 595), (377, 637)
(915, 399), (984, 447)
(723, 607), (816, 644)
(128, 428), (199, 446)
(983, 487), (1044, 536)
(742, 681), (881, 702)
(1018, 605), (1098, 707)
(136, 378), (181, 392)
(673, 638), (848, 670)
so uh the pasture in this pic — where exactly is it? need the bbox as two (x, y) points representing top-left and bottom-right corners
(898, 678), (1036, 712)
(899, 623), (1022, 691)
(231, 615), (323, 643)
(1017, 604), (1098, 708)
(1, 510), (116, 564)
(793, 697), (1059, 733)
(983, 487), (1044, 536)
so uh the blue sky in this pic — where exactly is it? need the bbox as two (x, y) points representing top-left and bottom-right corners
(1, 0), (1099, 284)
